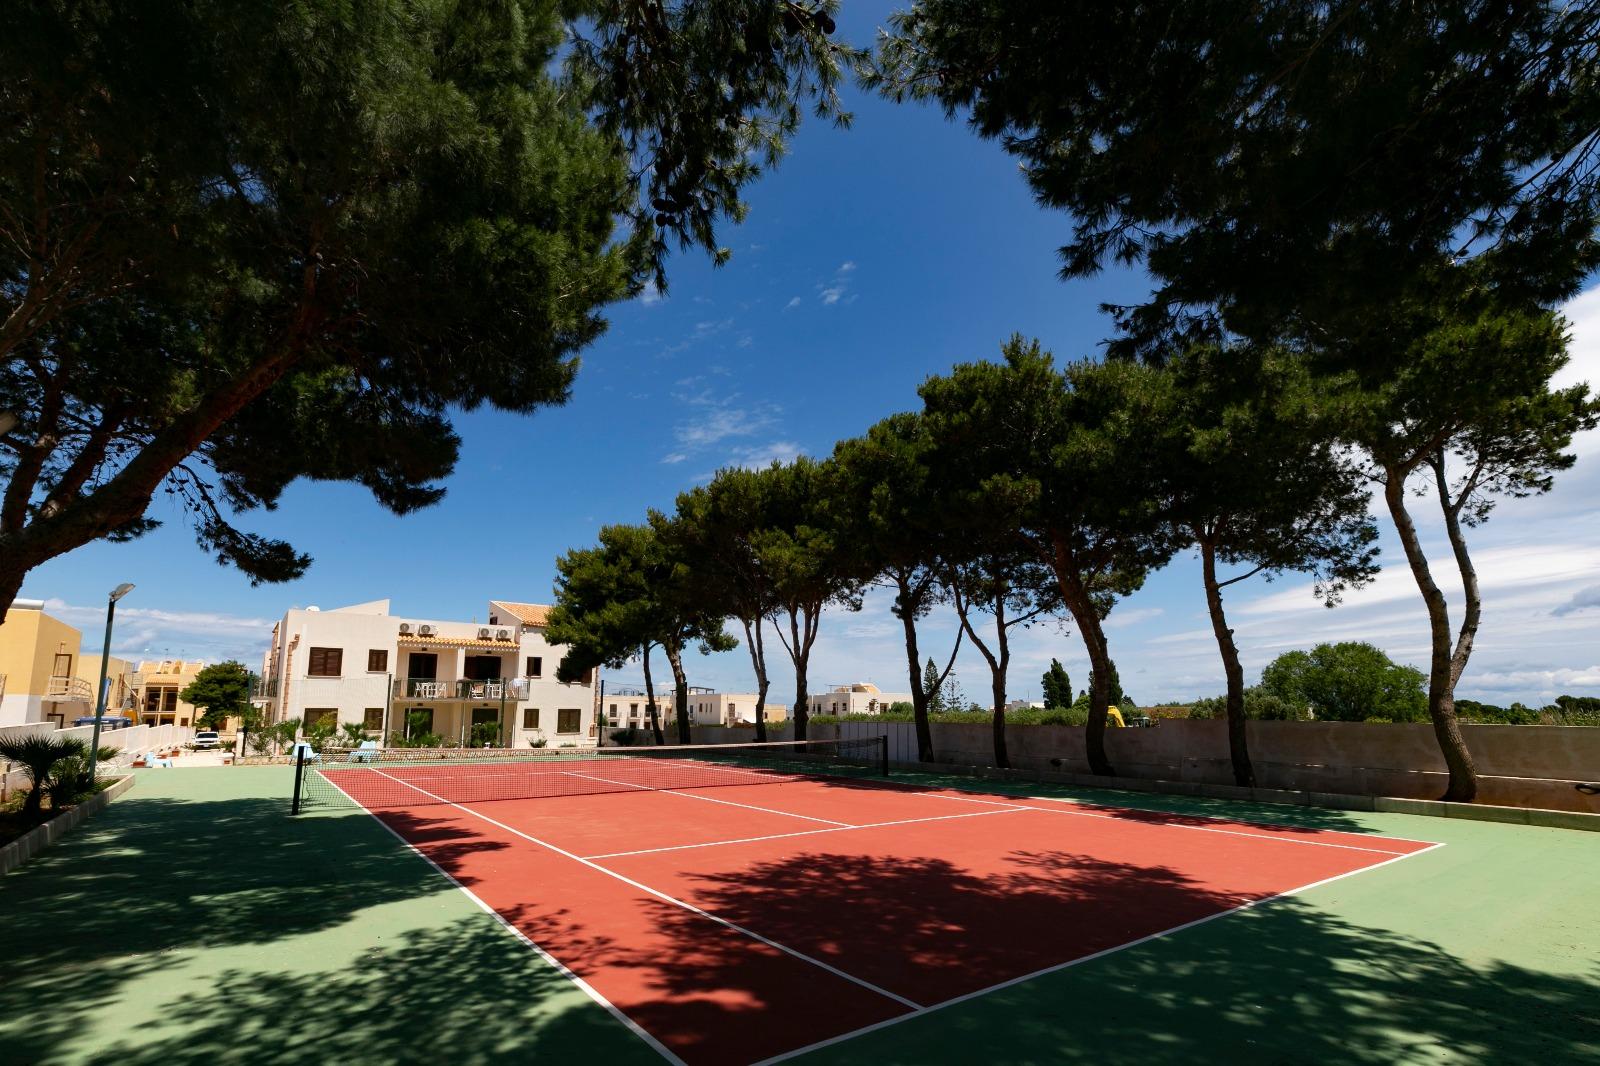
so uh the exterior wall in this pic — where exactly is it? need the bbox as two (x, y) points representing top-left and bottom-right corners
(807, 685), (913, 717)
(682, 693), (791, 727)
(77, 654), (135, 716)
(132, 660), (206, 727)
(826, 719), (1600, 815)
(0, 603), (89, 726)
(263, 598), (596, 747)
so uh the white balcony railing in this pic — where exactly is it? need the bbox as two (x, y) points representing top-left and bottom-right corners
(46, 675), (94, 702)
(393, 677), (534, 702)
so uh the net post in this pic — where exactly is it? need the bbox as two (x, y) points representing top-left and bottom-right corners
(879, 734), (889, 777)
(290, 743), (306, 815)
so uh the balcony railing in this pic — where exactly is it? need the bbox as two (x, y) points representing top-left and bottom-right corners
(46, 675), (93, 702)
(392, 677), (534, 702)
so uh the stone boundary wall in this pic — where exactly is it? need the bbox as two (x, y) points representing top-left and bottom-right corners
(0, 774), (136, 876)
(685, 718), (1600, 815)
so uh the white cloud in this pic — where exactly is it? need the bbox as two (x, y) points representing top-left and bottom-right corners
(816, 261), (859, 307)
(639, 281), (662, 307)
(660, 452), (688, 465)
(784, 296), (802, 311)
(43, 598), (271, 664)
(1553, 583), (1600, 617)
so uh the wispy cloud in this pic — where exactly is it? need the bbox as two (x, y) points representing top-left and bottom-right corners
(784, 296), (802, 311)
(43, 598), (270, 664)
(1553, 583), (1600, 617)
(639, 280), (663, 307)
(816, 260), (859, 307)
(660, 317), (735, 358)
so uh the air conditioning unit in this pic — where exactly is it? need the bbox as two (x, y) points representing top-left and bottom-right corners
(478, 627), (491, 639)
(398, 623), (413, 635)
(418, 624), (435, 637)
(496, 628), (510, 641)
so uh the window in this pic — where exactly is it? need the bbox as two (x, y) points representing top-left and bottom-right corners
(522, 707), (539, 729)
(557, 708), (580, 734)
(363, 707), (384, 730)
(303, 707), (338, 728)
(307, 647), (342, 677)
(527, 656), (543, 677)
(367, 650), (388, 672)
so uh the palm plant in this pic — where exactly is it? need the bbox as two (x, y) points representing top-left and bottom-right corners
(0, 735), (89, 816)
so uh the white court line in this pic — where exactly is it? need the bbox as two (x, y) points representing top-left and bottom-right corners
(753, 839), (1450, 1065)
(368, 768), (925, 1012)
(312, 774), (687, 1066)
(561, 770), (855, 827)
(584, 807), (1029, 860)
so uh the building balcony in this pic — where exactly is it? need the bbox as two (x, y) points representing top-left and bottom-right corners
(46, 675), (94, 703)
(392, 677), (535, 703)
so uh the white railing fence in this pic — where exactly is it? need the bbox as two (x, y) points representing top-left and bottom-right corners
(0, 720), (194, 798)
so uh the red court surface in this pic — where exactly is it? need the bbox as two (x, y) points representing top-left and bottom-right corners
(323, 761), (1441, 1066)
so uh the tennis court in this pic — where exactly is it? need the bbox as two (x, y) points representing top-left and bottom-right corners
(296, 740), (1441, 1066)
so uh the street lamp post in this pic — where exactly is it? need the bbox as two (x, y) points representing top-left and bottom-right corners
(87, 583), (135, 784)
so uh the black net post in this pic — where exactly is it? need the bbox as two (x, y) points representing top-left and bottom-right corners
(290, 743), (307, 815)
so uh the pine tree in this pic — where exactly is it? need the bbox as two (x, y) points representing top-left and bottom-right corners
(922, 657), (945, 714)
(1041, 659), (1073, 709)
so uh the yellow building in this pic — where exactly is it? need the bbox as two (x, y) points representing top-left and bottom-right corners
(78, 653), (137, 718)
(0, 600), (94, 726)
(132, 660), (207, 728)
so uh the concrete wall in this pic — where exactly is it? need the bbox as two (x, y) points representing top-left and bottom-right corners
(0, 721), (193, 797)
(808, 719), (1600, 814)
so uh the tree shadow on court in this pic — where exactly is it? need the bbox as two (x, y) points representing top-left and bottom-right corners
(610, 847), (1598, 1064)
(802, 770), (1398, 839)
(31, 915), (656, 1066)
(0, 791), (503, 1059)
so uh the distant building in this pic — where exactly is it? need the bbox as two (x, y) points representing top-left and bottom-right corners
(132, 660), (207, 728)
(806, 683), (913, 718)
(0, 599), (94, 726)
(257, 598), (597, 747)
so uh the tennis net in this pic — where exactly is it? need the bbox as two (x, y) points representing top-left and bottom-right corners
(290, 735), (889, 814)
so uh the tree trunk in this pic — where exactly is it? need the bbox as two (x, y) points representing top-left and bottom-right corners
(1200, 540), (1254, 788)
(788, 607), (810, 743)
(663, 642), (691, 746)
(741, 616), (770, 743)
(1049, 536), (1115, 777)
(641, 644), (664, 746)
(1384, 474), (1478, 802)
(952, 585), (1011, 770)
(1433, 455), (1484, 696)
(895, 572), (936, 762)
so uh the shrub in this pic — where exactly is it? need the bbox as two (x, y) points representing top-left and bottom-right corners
(0, 734), (89, 815)
(1259, 643), (1427, 722)
(609, 727), (648, 746)
(46, 755), (94, 809)
(886, 701), (914, 715)
(1457, 699), (1540, 725)
(1185, 688), (1309, 721)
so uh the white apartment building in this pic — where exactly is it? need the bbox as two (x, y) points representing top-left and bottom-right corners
(686, 690), (790, 728)
(806, 682), (913, 718)
(599, 687), (790, 731)
(258, 598), (597, 748)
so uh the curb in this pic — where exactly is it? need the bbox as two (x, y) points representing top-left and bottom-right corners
(0, 775), (137, 876)
(898, 760), (1600, 833)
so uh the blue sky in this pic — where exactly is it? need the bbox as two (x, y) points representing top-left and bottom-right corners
(23, 4), (1600, 707)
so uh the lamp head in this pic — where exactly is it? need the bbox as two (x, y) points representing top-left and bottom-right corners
(110, 583), (135, 603)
